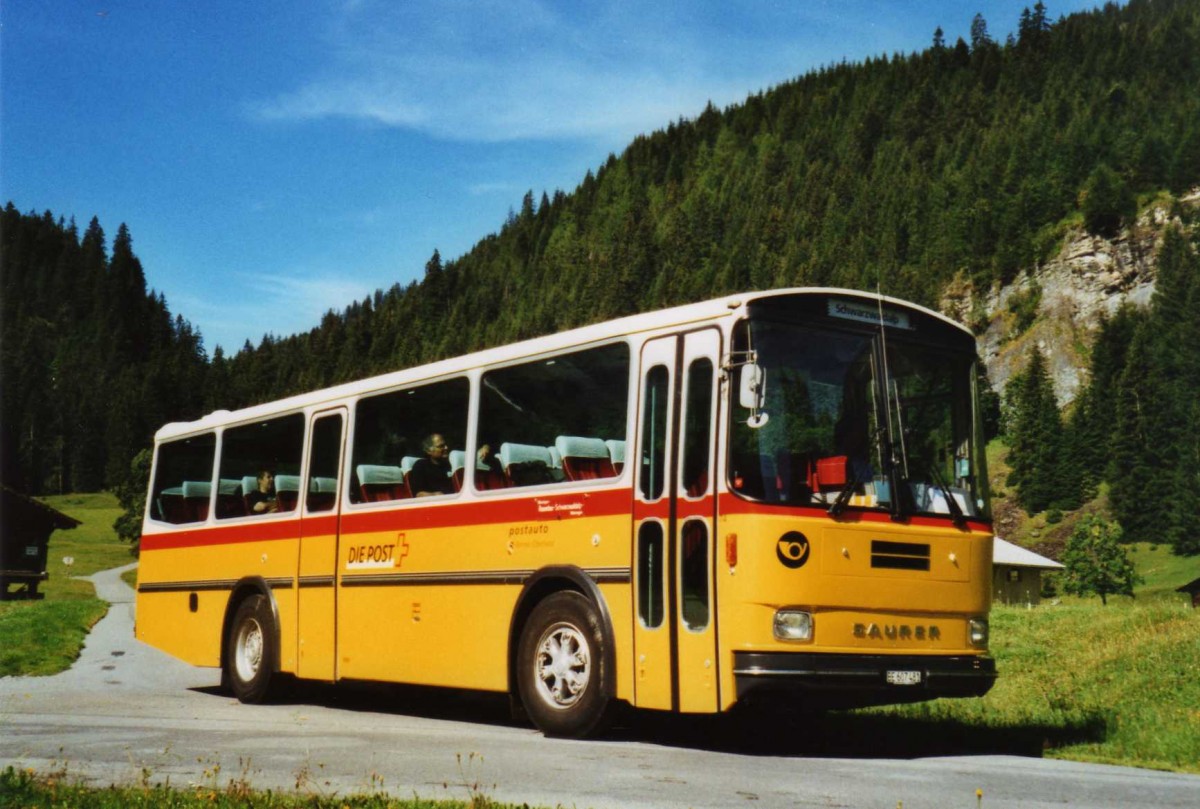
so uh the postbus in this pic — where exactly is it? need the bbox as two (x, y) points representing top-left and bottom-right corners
(136, 288), (996, 737)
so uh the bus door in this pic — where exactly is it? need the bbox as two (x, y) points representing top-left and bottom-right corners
(633, 329), (721, 713)
(296, 408), (346, 681)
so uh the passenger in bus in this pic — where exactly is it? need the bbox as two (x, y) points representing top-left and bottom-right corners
(246, 469), (279, 514)
(410, 433), (455, 497)
(477, 442), (502, 474)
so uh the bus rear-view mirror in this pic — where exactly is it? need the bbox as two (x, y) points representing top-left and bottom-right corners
(739, 363), (769, 428)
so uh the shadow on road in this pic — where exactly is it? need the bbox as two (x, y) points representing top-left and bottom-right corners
(615, 708), (1109, 761)
(192, 679), (1107, 761)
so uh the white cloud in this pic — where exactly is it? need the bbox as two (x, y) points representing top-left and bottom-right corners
(252, 0), (811, 144)
(185, 272), (381, 353)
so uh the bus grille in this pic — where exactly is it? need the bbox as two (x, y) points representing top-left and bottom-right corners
(871, 540), (930, 571)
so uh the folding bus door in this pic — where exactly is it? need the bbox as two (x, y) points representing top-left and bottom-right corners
(632, 329), (721, 713)
(296, 408), (346, 681)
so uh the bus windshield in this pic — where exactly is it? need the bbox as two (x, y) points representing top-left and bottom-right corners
(729, 317), (990, 521)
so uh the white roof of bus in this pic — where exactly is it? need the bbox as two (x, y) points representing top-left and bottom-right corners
(156, 287), (969, 441)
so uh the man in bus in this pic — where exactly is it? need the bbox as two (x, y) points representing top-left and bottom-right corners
(246, 469), (279, 514)
(410, 433), (455, 497)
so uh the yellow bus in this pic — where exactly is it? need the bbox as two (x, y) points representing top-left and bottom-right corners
(136, 288), (995, 737)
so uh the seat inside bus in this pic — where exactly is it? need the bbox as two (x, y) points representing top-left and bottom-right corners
(499, 442), (555, 487)
(555, 435), (616, 481)
(357, 464), (408, 502)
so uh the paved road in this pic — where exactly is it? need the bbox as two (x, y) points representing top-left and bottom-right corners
(2, 566), (1197, 808)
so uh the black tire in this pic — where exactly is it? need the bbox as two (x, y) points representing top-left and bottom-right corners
(224, 594), (278, 703)
(516, 591), (612, 738)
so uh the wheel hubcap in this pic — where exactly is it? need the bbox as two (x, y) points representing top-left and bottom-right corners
(235, 617), (263, 683)
(535, 623), (590, 708)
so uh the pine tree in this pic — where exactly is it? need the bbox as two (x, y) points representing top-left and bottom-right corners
(1108, 323), (1159, 542)
(1147, 228), (1200, 555)
(1070, 305), (1143, 501)
(1081, 163), (1135, 237)
(1006, 345), (1069, 514)
(970, 14), (993, 52)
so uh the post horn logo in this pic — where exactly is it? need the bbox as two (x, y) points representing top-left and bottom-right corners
(776, 531), (810, 569)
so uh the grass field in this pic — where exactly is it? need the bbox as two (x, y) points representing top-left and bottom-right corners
(0, 766), (507, 809)
(0, 492), (132, 676)
(869, 543), (1200, 773)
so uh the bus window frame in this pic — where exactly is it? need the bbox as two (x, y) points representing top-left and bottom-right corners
(678, 355), (716, 502)
(304, 409), (347, 516)
(343, 372), (472, 511)
(213, 411), (308, 523)
(468, 337), (637, 498)
(145, 429), (220, 527)
(722, 313), (988, 520)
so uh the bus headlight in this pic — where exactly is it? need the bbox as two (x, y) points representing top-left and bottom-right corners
(774, 610), (814, 642)
(968, 618), (989, 647)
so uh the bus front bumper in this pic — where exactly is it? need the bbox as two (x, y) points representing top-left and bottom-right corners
(733, 651), (996, 708)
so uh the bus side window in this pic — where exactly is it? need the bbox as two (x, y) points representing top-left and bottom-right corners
(306, 414), (343, 513)
(476, 343), (630, 491)
(637, 521), (665, 627)
(351, 377), (469, 503)
(640, 365), (669, 501)
(217, 414), (305, 518)
(150, 433), (216, 525)
(681, 358), (714, 497)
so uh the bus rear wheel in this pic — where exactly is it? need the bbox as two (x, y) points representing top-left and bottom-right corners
(225, 594), (278, 703)
(517, 591), (611, 738)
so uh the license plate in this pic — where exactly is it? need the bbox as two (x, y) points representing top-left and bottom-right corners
(886, 670), (922, 686)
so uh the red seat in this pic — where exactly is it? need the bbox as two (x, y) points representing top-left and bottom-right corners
(159, 490), (188, 523)
(555, 436), (617, 482)
(474, 468), (509, 490)
(357, 465), (409, 502)
(181, 480), (211, 522)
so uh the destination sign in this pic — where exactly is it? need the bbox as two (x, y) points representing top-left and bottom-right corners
(827, 298), (913, 330)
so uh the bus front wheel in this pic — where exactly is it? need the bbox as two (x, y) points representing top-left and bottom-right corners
(225, 594), (277, 703)
(517, 590), (611, 738)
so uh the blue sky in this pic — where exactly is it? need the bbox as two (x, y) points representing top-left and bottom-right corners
(3, 1), (1099, 355)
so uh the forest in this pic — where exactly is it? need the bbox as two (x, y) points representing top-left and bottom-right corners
(1, 0), (1197, 554)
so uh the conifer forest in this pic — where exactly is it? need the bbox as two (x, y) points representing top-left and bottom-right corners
(2, 0), (1198, 554)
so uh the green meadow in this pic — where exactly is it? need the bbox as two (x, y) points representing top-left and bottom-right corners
(870, 556), (1200, 773)
(0, 493), (130, 676)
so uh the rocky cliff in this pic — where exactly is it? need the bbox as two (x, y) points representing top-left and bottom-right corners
(942, 190), (1200, 406)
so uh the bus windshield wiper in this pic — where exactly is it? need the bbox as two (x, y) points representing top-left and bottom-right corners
(923, 457), (968, 528)
(827, 473), (861, 518)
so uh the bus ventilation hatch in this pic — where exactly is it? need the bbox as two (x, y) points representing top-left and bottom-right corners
(871, 540), (931, 571)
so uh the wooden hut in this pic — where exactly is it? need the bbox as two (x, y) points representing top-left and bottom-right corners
(1, 485), (80, 600)
(992, 537), (1063, 606)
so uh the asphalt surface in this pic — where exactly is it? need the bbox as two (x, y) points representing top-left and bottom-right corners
(1, 565), (1197, 808)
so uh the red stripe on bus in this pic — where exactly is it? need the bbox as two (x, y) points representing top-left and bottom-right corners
(341, 488), (633, 534)
(141, 488), (635, 551)
(141, 517), (304, 550)
(140, 488), (987, 552)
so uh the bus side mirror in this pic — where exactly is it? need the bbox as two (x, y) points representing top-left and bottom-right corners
(739, 363), (769, 428)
